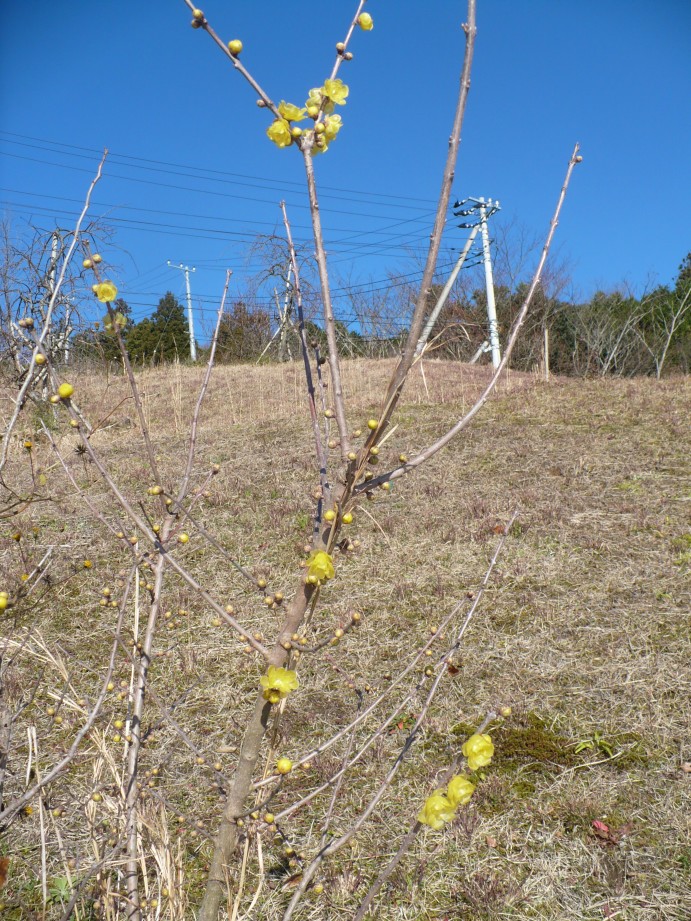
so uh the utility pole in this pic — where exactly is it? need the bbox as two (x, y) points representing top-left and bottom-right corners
(416, 222), (481, 355)
(454, 196), (502, 369)
(167, 261), (197, 361)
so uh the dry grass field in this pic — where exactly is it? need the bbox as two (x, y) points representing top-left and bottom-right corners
(1, 359), (690, 920)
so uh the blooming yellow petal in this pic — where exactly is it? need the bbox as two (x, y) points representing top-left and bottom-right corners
(306, 551), (335, 583)
(322, 79), (349, 106)
(447, 774), (475, 807)
(95, 281), (118, 303)
(462, 733), (494, 771)
(323, 115), (342, 142)
(260, 665), (299, 702)
(358, 13), (374, 31)
(417, 793), (456, 830)
(278, 101), (307, 122)
(266, 119), (293, 148)
(305, 87), (334, 117)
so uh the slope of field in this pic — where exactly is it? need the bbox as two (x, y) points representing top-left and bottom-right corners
(2, 360), (689, 920)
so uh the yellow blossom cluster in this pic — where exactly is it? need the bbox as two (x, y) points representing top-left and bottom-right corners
(417, 774), (476, 830)
(266, 79), (349, 153)
(260, 666), (299, 704)
(418, 733), (495, 830)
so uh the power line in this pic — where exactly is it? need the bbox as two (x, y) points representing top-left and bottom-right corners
(0, 130), (438, 208)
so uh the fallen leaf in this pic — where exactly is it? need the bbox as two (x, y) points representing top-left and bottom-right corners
(0, 857), (9, 889)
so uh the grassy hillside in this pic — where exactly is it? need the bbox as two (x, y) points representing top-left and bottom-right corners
(2, 360), (689, 920)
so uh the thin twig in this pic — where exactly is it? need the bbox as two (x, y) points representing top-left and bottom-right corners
(0, 151), (107, 475)
(280, 201), (331, 523)
(282, 515), (516, 920)
(355, 143), (583, 492)
(354, 710), (498, 921)
(177, 271), (230, 502)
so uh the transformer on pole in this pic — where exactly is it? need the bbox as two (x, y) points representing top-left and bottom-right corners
(167, 261), (197, 361)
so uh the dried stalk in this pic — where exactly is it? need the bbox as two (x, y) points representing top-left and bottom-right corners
(0, 579), (130, 828)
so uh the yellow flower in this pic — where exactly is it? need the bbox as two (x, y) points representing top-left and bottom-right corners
(358, 13), (374, 31)
(95, 281), (118, 303)
(278, 101), (307, 122)
(306, 550), (335, 584)
(306, 87), (333, 117)
(260, 666), (299, 704)
(447, 774), (475, 807)
(323, 115), (342, 142)
(103, 311), (127, 333)
(266, 119), (293, 148)
(462, 733), (494, 771)
(417, 792), (456, 830)
(322, 79), (349, 106)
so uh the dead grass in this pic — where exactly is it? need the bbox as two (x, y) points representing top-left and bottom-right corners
(1, 360), (690, 920)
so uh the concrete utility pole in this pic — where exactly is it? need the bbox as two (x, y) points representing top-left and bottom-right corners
(454, 196), (502, 369)
(416, 222), (481, 356)
(167, 261), (197, 361)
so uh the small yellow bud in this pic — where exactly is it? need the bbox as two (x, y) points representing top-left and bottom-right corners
(342, 512), (353, 524)
(192, 8), (204, 20)
(228, 39), (243, 55)
(35, 353), (47, 365)
(367, 419), (378, 430)
(58, 382), (74, 399)
(358, 13), (374, 31)
(264, 812), (275, 824)
(178, 533), (189, 544)
(276, 757), (293, 775)
(82, 258), (93, 269)
(92, 253), (102, 263)
(324, 509), (336, 522)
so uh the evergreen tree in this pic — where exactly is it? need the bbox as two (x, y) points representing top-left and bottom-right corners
(126, 292), (190, 364)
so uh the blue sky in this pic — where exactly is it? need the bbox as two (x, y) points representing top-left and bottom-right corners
(1, 1), (690, 336)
